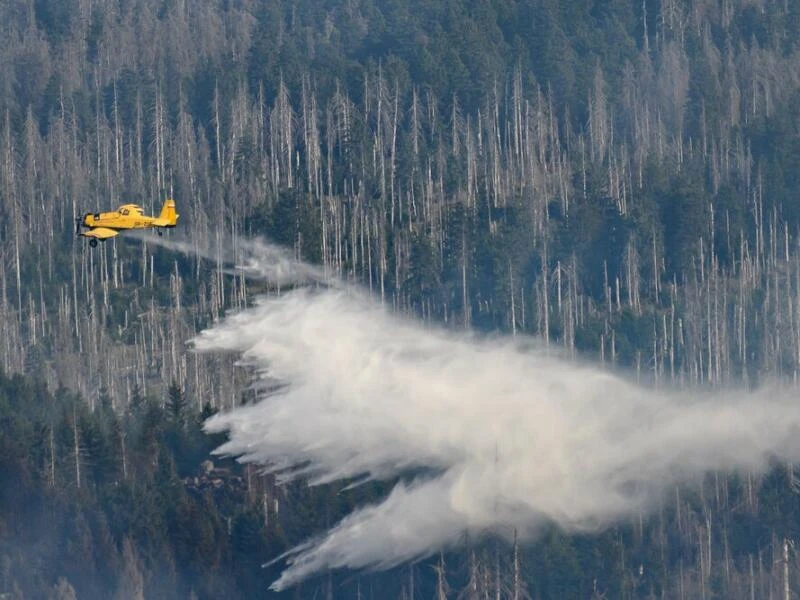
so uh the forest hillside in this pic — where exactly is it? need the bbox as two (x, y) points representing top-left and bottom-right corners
(4, 0), (800, 597)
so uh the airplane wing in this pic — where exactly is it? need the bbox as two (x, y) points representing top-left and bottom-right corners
(80, 227), (120, 240)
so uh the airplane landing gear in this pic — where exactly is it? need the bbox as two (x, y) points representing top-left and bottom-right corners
(89, 238), (98, 248)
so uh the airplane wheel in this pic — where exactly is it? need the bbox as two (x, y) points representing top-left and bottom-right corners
(157, 229), (163, 236)
(89, 238), (98, 248)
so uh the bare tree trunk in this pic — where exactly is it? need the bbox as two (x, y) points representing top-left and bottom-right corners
(435, 552), (448, 600)
(783, 538), (790, 600)
(72, 404), (81, 489)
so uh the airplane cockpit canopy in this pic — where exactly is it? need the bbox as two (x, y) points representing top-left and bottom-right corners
(118, 204), (144, 216)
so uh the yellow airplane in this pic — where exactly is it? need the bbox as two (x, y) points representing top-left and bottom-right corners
(76, 198), (179, 246)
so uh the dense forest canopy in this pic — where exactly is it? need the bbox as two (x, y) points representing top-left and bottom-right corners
(3, 0), (800, 597)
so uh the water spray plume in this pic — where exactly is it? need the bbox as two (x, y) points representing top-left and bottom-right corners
(181, 236), (800, 590)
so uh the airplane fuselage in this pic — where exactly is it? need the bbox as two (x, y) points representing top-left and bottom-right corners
(77, 199), (179, 246)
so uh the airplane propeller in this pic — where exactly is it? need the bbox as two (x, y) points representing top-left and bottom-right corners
(75, 217), (82, 236)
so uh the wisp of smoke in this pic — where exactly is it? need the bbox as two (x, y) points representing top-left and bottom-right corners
(188, 240), (800, 591)
(129, 231), (329, 286)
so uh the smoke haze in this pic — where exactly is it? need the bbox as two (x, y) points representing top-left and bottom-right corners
(178, 237), (800, 591)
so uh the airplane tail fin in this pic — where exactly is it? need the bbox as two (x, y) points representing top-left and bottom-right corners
(158, 198), (179, 227)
